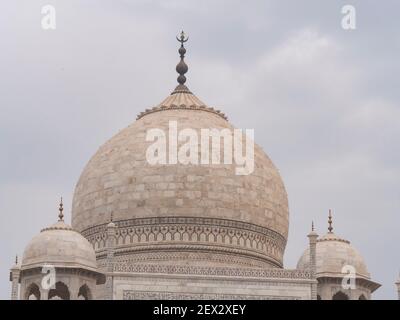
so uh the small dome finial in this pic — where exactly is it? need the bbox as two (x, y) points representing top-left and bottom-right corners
(175, 30), (189, 86)
(328, 209), (333, 233)
(58, 197), (64, 221)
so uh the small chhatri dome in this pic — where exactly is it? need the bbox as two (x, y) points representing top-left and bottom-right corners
(21, 200), (98, 272)
(297, 210), (370, 279)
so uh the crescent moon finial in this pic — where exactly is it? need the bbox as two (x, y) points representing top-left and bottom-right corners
(176, 30), (189, 44)
(174, 30), (189, 87)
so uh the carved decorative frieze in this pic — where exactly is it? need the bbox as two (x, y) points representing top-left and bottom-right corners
(122, 290), (299, 300)
(111, 251), (273, 268)
(82, 217), (286, 267)
(112, 263), (312, 280)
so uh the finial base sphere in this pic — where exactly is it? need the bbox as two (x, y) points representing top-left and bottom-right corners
(179, 47), (186, 55)
(177, 75), (186, 85)
(176, 61), (188, 76)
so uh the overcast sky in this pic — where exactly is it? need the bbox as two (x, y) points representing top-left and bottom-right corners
(0, 0), (399, 299)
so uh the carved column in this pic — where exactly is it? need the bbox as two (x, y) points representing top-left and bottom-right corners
(10, 265), (20, 300)
(105, 221), (117, 300)
(396, 279), (400, 300)
(41, 287), (49, 300)
(307, 226), (319, 300)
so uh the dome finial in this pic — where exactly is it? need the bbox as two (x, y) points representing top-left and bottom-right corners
(177, 30), (189, 46)
(175, 30), (189, 86)
(328, 209), (333, 233)
(15, 254), (18, 265)
(308, 221), (317, 237)
(58, 197), (64, 221)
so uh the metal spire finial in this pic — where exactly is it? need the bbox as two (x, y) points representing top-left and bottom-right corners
(175, 30), (189, 86)
(312, 221), (315, 232)
(176, 30), (189, 45)
(328, 209), (333, 233)
(15, 255), (18, 265)
(58, 197), (64, 221)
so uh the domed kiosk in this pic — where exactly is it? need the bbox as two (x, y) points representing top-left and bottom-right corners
(16, 200), (104, 300)
(297, 211), (380, 300)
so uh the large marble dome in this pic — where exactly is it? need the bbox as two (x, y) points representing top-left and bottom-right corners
(9, 33), (386, 301)
(71, 40), (289, 269)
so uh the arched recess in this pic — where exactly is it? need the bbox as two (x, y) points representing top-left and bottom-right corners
(317, 295), (321, 300)
(48, 281), (70, 300)
(359, 294), (367, 300)
(25, 283), (40, 300)
(332, 291), (349, 300)
(78, 284), (92, 300)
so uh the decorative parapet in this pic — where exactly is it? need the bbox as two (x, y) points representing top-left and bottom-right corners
(82, 216), (287, 268)
(123, 290), (301, 300)
(113, 263), (312, 280)
(136, 104), (228, 121)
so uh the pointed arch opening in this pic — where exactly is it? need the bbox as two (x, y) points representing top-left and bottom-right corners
(25, 283), (40, 300)
(48, 281), (70, 300)
(359, 294), (367, 300)
(332, 291), (349, 300)
(78, 284), (92, 300)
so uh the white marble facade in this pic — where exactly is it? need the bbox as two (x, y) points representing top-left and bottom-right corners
(9, 41), (384, 300)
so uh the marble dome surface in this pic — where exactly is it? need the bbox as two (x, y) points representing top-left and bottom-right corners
(21, 220), (98, 272)
(71, 86), (289, 267)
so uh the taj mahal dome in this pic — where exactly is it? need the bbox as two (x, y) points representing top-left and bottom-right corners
(9, 33), (391, 300)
